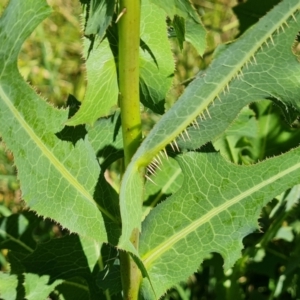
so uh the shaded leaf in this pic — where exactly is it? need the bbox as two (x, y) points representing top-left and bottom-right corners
(21, 234), (102, 298)
(96, 264), (122, 295)
(139, 0), (175, 114)
(213, 106), (258, 164)
(143, 156), (183, 219)
(233, 0), (281, 36)
(87, 112), (123, 168)
(56, 94), (87, 144)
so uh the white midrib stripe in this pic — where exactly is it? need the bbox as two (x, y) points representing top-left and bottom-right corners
(0, 85), (96, 205)
(0, 84), (118, 222)
(143, 159), (300, 266)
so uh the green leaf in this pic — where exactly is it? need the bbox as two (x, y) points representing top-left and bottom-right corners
(23, 273), (63, 300)
(87, 112), (123, 168)
(56, 94), (87, 144)
(184, 16), (206, 56)
(118, 0), (300, 251)
(143, 156), (183, 219)
(21, 235), (103, 298)
(149, 0), (206, 56)
(213, 106), (258, 164)
(84, 0), (115, 40)
(0, 0), (113, 244)
(0, 212), (37, 254)
(148, 0), (200, 24)
(139, 0), (175, 114)
(66, 38), (118, 126)
(249, 101), (300, 160)
(172, 16), (185, 50)
(0, 272), (18, 300)
(96, 265), (122, 295)
(233, 0), (281, 35)
(139, 149), (300, 298)
(95, 244), (122, 297)
(87, 114), (123, 245)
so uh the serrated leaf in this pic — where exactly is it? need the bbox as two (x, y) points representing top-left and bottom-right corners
(0, 272), (18, 300)
(84, 0), (115, 40)
(87, 112), (123, 168)
(0, 0), (113, 245)
(56, 94), (87, 144)
(70, 0), (176, 121)
(213, 106), (258, 164)
(173, 16), (185, 50)
(185, 16), (206, 56)
(139, 0), (175, 114)
(233, 0), (281, 35)
(149, 0), (206, 56)
(139, 149), (300, 298)
(87, 114), (123, 245)
(143, 157), (183, 219)
(66, 38), (118, 126)
(149, 0), (198, 21)
(23, 273), (63, 300)
(118, 0), (300, 251)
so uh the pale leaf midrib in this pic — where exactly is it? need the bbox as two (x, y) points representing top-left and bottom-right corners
(0, 85), (116, 222)
(135, 1), (300, 166)
(142, 160), (300, 267)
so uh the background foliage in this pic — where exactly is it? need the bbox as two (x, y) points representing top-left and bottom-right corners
(0, 0), (300, 299)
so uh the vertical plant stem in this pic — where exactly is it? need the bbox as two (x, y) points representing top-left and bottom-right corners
(118, 0), (142, 168)
(118, 0), (142, 299)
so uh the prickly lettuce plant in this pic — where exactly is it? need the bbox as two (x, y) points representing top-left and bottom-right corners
(0, 0), (300, 299)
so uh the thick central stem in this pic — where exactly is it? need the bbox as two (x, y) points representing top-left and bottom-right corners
(118, 0), (142, 168)
(118, 0), (142, 299)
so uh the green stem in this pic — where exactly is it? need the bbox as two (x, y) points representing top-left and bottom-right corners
(118, 0), (142, 167)
(118, 0), (142, 299)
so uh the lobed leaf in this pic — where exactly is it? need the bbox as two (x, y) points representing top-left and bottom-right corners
(66, 38), (118, 126)
(139, 148), (300, 298)
(23, 273), (63, 300)
(0, 272), (18, 300)
(149, 0), (206, 56)
(71, 0), (175, 121)
(118, 0), (300, 250)
(139, 0), (175, 114)
(84, 0), (115, 40)
(0, 0), (113, 245)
